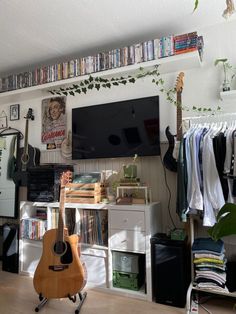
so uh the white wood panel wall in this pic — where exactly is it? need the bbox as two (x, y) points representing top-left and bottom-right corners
(40, 142), (181, 233)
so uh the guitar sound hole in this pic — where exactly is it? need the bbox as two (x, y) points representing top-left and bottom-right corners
(54, 241), (67, 255)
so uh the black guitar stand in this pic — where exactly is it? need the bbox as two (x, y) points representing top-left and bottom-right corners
(35, 291), (87, 314)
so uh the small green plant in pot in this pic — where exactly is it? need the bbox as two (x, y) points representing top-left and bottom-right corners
(123, 154), (138, 179)
(215, 58), (236, 92)
(208, 203), (236, 241)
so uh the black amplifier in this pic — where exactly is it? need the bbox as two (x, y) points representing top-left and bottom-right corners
(27, 164), (73, 202)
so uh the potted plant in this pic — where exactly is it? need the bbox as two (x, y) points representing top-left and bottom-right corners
(215, 58), (236, 92)
(208, 203), (236, 240)
(123, 154), (138, 179)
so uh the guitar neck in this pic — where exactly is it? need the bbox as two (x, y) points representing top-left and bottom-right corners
(23, 120), (29, 152)
(176, 92), (182, 141)
(57, 186), (65, 241)
(21, 119), (29, 171)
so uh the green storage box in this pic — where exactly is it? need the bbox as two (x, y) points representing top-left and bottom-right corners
(113, 270), (144, 291)
(112, 251), (145, 274)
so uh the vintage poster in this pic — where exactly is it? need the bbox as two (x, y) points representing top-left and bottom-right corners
(41, 96), (66, 148)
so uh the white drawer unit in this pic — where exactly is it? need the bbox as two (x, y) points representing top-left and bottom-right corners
(110, 229), (145, 253)
(108, 202), (162, 301)
(110, 210), (145, 231)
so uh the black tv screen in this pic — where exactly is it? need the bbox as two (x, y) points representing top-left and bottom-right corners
(72, 95), (160, 160)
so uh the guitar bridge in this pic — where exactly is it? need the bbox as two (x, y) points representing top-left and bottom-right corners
(49, 265), (69, 271)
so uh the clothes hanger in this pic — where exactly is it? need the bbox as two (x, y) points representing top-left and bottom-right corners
(0, 127), (24, 139)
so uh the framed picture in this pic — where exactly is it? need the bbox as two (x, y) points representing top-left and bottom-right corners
(10, 104), (20, 121)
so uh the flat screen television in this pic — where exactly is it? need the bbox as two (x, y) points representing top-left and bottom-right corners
(72, 95), (160, 160)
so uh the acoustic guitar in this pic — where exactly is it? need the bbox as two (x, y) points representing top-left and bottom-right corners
(163, 72), (184, 172)
(33, 171), (86, 299)
(13, 108), (40, 185)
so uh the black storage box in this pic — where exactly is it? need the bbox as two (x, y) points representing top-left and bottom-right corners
(27, 164), (73, 202)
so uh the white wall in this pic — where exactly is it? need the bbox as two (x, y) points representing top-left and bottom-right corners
(1, 19), (236, 233)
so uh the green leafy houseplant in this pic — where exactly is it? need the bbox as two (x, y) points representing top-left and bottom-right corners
(215, 58), (236, 91)
(208, 203), (236, 241)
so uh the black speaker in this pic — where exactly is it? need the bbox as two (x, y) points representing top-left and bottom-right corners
(27, 165), (73, 202)
(2, 223), (19, 273)
(226, 261), (236, 292)
(151, 233), (190, 308)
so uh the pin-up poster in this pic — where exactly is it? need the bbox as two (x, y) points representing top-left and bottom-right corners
(41, 96), (66, 148)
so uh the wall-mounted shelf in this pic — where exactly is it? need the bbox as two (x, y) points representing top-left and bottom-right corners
(220, 89), (236, 101)
(0, 51), (201, 104)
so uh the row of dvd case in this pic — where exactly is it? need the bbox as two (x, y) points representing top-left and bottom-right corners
(0, 32), (201, 93)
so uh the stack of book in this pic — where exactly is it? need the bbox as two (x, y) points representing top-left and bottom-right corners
(21, 218), (46, 240)
(174, 31), (199, 55)
(119, 178), (141, 186)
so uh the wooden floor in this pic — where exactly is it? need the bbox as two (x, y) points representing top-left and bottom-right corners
(0, 269), (235, 314)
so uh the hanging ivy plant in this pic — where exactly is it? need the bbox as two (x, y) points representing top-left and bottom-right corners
(50, 66), (163, 96)
(49, 66), (221, 114)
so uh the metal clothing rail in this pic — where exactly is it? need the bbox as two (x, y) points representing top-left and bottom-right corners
(183, 112), (236, 127)
(183, 113), (236, 313)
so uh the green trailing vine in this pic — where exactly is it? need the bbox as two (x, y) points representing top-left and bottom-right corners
(49, 66), (221, 114)
(49, 66), (163, 96)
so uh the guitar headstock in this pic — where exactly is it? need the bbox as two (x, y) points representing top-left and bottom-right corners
(60, 170), (73, 187)
(25, 108), (35, 121)
(175, 72), (184, 94)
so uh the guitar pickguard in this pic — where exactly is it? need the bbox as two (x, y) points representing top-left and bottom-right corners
(60, 241), (73, 264)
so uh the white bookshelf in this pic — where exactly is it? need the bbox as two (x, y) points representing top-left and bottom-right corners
(19, 201), (162, 302)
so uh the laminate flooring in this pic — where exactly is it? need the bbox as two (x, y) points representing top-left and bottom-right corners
(0, 269), (235, 314)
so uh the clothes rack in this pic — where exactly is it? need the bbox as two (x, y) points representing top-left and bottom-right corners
(183, 112), (236, 126)
(182, 115), (236, 313)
